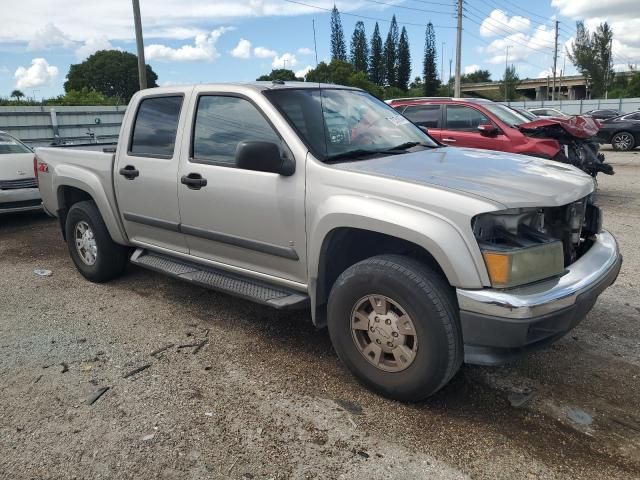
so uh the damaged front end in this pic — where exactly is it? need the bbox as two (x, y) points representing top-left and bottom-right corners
(519, 116), (614, 177)
(472, 196), (602, 288)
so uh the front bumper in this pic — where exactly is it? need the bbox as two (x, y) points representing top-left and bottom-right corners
(457, 230), (621, 365)
(0, 187), (42, 214)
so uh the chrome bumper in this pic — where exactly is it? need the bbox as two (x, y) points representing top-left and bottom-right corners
(457, 230), (620, 320)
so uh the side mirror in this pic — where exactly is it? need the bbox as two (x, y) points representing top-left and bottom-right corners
(419, 125), (429, 134)
(235, 141), (295, 176)
(477, 124), (498, 136)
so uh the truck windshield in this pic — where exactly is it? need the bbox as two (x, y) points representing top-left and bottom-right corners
(264, 88), (438, 162)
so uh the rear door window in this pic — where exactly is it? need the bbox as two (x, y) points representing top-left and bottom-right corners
(129, 96), (183, 158)
(402, 105), (441, 128)
(444, 105), (490, 131)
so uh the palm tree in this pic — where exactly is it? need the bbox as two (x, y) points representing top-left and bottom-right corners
(10, 90), (25, 101)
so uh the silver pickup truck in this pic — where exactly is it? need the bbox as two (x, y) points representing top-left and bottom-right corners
(35, 82), (622, 401)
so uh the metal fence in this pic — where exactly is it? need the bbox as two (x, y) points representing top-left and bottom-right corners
(502, 98), (640, 115)
(0, 105), (127, 147)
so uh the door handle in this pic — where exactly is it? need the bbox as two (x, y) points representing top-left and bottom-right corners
(119, 165), (139, 179)
(181, 173), (207, 190)
(442, 138), (457, 143)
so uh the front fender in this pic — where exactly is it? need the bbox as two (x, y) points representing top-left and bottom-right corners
(54, 164), (128, 245)
(308, 195), (490, 318)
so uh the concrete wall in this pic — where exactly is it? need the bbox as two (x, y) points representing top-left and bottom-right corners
(502, 97), (640, 115)
(0, 105), (127, 147)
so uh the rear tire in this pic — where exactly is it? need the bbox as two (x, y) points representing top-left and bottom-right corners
(327, 255), (463, 402)
(65, 201), (128, 282)
(611, 131), (635, 151)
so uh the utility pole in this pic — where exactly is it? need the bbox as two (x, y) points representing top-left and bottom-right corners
(454, 0), (462, 97)
(504, 45), (510, 102)
(552, 20), (559, 101)
(132, 0), (147, 91)
(448, 56), (453, 96)
(441, 42), (445, 86)
(604, 37), (613, 99)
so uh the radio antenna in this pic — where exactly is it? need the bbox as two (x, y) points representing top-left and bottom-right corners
(312, 19), (329, 158)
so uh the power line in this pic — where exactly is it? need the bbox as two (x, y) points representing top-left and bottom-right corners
(281, 0), (457, 29)
(359, 0), (453, 16)
(463, 14), (556, 54)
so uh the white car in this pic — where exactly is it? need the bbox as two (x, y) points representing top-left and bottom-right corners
(0, 131), (41, 214)
(527, 107), (571, 119)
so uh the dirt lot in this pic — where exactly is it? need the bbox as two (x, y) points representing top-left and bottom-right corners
(1, 148), (639, 480)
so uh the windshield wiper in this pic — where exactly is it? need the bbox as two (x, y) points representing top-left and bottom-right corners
(384, 141), (435, 151)
(325, 148), (405, 163)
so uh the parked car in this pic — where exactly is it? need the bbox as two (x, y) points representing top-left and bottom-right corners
(511, 107), (538, 121)
(0, 130), (41, 214)
(35, 83), (621, 401)
(527, 107), (571, 118)
(389, 97), (612, 176)
(595, 111), (640, 151)
(584, 109), (621, 120)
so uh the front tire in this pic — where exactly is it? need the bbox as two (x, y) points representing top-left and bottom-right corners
(327, 255), (463, 402)
(611, 131), (635, 151)
(65, 201), (128, 282)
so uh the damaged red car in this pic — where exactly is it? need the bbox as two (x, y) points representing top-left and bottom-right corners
(389, 98), (613, 177)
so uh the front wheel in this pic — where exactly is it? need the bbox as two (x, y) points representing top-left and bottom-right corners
(327, 255), (463, 402)
(611, 131), (636, 151)
(65, 201), (128, 282)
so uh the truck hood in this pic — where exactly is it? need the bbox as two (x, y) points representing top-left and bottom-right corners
(333, 147), (594, 208)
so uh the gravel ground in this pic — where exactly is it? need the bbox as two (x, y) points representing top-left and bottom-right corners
(1, 148), (639, 480)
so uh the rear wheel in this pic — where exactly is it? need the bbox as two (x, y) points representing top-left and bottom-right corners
(327, 255), (463, 402)
(65, 201), (128, 282)
(611, 131), (635, 151)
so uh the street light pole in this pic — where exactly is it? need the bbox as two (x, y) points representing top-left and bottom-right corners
(132, 0), (147, 91)
(454, 0), (462, 97)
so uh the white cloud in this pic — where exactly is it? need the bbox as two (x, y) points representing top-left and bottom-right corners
(480, 10), (530, 38)
(231, 38), (252, 59)
(484, 25), (556, 64)
(14, 58), (58, 89)
(538, 68), (553, 78)
(146, 27), (233, 62)
(295, 65), (313, 78)
(272, 53), (297, 69)
(254, 46), (277, 58)
(27, 23), (75, 50)
(75, 36), (118, 60)
(464, 64), (481, 75)
(551, 0), (636, 21)
(298, 47), (313, 55)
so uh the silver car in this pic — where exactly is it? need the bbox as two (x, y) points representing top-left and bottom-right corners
(0, 131), (41, 214)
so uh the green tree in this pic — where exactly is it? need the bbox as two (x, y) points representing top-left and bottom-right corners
(10, 90), (25, 100)
(500, 65), (521, 100)
(461, 69), (492, 83)
(330, 6), (347, 61)
(350, 21), (369, 73)
(567, 21), (614, 98)
(397, 27), (411, 91)
(256, 69), (301, 81)
(384, 16), (399, 87)
(64, 50), (158, 102)
(423, 22), (440, 95)
(305, 60), (383, 98)
(369, 23), (385, 86)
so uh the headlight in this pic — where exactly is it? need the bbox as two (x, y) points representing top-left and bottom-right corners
(481, 242), (564, 288)
(474, 210), (565, 288)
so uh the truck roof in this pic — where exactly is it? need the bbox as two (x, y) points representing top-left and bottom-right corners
(141, 81), (360, 96)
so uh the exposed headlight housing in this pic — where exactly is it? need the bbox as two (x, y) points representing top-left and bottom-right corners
(473, 209), (566, 289)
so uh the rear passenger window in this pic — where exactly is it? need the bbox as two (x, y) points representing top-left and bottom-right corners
(445, 105), (490, 131)
(403, 105), (441, 128)
(192, 96), (280, 165)
(130, 96), (183, 157)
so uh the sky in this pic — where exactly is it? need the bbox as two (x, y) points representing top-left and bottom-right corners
(0, 0), (639, 100)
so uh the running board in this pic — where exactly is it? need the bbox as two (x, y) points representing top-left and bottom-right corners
(130, 249), (309, 309)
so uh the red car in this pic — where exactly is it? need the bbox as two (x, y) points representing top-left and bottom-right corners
(388, 97), (612, 177)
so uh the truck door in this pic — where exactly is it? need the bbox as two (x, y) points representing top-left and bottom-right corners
(176, 91), (307, 284)
(114, 93), (190, 253)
